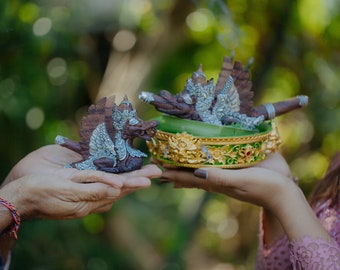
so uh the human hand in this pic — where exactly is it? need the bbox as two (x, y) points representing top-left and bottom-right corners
(1, 145), (162, 219)
(160, 152), (297, 211)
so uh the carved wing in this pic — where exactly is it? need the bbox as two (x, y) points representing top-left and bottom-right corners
(104, 95), (116, 143)
(215, 56), (234, 93)
(231, 61), (254, 114)
(215, 57), (254, 115)
(79, 96), (116, 159)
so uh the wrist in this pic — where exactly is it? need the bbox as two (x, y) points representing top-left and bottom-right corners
(269, 182), (329, 241)
(267, 178), (302, 215)
(0, 204), (13, 230)
(0, 198), (21, 239)
(261, 208), (285, 245)
(0, 179), (30, 220)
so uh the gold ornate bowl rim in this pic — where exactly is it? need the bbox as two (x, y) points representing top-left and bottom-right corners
(147, 115), (281, 169)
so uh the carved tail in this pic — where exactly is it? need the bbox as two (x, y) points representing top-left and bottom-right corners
(139, 90), (195, 118)
(55, 135), (82, 153)
(250, 95), (309, 120)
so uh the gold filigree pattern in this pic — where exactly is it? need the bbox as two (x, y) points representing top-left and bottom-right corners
(265, 121), (282, 153)
(147, 122), (281, 168)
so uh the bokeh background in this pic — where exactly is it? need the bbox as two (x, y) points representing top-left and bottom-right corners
(1, 0), (340, 269)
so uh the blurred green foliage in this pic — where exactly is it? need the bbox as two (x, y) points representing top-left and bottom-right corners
(1, 0), (340, 269)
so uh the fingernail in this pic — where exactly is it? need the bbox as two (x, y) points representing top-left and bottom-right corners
(108, 187), (120, 198)
(194, 169), (208, 179)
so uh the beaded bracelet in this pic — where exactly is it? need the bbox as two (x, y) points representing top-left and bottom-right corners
(0, 198), (21, 239)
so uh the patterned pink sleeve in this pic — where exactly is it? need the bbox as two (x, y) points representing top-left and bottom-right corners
(255, 201), (340, 270)
(255, 212), (292, 270)
(290, 236), (340, 269)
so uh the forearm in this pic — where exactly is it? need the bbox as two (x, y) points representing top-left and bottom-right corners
(0, 207), (14, 233)
(256, 184), (338, 269)
(0, 234), (15, 265)
(255, 208), (291, 270)
(261, 209), (285, 245)
(0, 195), (18, 266)
(274, 184), (332, 242)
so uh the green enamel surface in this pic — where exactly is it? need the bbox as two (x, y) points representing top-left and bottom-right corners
(156, 115), (272, 138)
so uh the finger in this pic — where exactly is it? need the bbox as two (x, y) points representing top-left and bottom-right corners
(93, 202), (115, 214)
(66, 169), (124, 188)
(61, 200), (114, 219)
(73, 186), (121, 216)
(37, 145), (83, 165)
(149, 157), (179, 169)
(69, 181), (121, 202)
(255, 152), (292, 178)
(203, 166), (286, 190)
(162, 169), (206, 188)
(117, 185), (151, 199)
(159, 163), (179, 169)
(107, 186), (122, 199)
(121, 177), (151, 188)
(203, 167), (256, 187)
(149, 157), (163, 166)
(122, 164), (162, 179)
(120, 187), (137, 197)
(161, 166), (195, 178)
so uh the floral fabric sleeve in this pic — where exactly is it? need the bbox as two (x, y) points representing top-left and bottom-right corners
(255, 212), (292, 270)
(290, 236), (340, 269)
(255, 201), (340, 270)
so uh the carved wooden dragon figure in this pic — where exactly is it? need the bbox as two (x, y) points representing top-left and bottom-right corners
(55, 95), (159, 173)
(139, 56), (308, 130)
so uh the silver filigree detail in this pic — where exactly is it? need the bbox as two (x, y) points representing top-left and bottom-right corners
(112, 104), (138, 130)
(297, 95), (309, 107)
(184, 78), (196, 94)
(55, 135), (66, 145)
(195, 79), (219, 124)
(224, 112), (265, 130)
(182, 73), (263, 130)
(213, 76), (240, 121)
(201, 145), (213, 163)
(182, 93), (193, 104)
(115, 131), (126, 161)
(126, 141), (147, 157)
(139, 92), (155, 103)
(89, 124), (115, 155)
(263, 103), (276, 120)
(72, 123), (118, 170)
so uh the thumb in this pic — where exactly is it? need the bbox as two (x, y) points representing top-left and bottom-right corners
(194, 167), (234, 185)
(194, 167), (260, 189)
